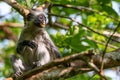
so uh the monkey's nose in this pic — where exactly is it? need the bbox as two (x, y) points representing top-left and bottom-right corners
(42, 20), (46, 25)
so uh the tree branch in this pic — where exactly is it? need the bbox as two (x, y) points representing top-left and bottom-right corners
(103, 31), (120, 38)
(5, 48), (120, 80)
(3, 0), (29, 17)
(0, 26), (17, 42)
(0, 22), (24, 28)
(51, 22), (69, 29)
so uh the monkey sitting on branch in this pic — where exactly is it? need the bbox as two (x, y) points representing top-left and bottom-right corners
(10, 3), (61, 78)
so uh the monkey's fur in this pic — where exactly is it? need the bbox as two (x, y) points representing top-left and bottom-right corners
(10, 9), (61, 77)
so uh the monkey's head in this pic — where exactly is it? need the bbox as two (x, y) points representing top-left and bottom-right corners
(26, 9), (46, 28)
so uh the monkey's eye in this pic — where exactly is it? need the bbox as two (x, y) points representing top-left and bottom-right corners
(38, 15), (46, 21)
(27, 13), (33, 21)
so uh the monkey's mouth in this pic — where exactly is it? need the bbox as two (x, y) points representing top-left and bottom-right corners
(40, 21), (46, 27)
(34, 19), (46, 27)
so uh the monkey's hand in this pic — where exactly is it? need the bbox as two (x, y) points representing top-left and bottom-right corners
(17, 40), (37, 54)
(14, 70), (23, 78)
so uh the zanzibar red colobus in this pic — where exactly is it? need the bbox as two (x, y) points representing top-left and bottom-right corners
(10, 8), (61, 77)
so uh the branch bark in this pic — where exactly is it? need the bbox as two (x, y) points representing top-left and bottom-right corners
(0, 22), (24, 28)
(3, 0), (29, 17)
(51, 22), (69, 29)
(6, 48), (120, 80)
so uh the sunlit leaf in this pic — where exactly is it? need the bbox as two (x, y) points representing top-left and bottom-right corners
(102, 5), (118, 17)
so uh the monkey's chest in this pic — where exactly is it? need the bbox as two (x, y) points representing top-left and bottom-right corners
(20, 42), (52, 66)
(18, 30), (55, 66)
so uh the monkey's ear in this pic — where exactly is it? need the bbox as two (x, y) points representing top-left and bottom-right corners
(36, 1), (51, 11)
(27, 13), (33, 21)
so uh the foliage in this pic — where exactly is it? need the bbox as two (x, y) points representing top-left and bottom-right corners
(0, 0), (120, 79)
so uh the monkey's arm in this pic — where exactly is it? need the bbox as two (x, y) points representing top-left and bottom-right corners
(16, 40), (37, 54)
(45, 39), (61, 59)
(52, 46), (61, 58)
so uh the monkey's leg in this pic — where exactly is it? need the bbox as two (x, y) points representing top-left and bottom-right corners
(10, 55), (26, 78)
(16, 40), (37, 54)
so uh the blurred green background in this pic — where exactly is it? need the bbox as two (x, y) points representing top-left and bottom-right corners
(1, 0), (120, 80)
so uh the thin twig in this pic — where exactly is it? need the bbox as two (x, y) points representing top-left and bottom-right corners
(100, 22), (120, 79)
(51, 22), (69, 29)
(88, 73), (97, 80)
(87, 36), (118, 49)
(48, 3), (52, 26)
(88, 62), (107, 80)
(52, 4), (119, 22)
(84, 54), (107, 80)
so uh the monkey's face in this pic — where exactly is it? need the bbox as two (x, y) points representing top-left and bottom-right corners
(27, 9), (46, 28)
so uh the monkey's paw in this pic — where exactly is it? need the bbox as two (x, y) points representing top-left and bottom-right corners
(14, 70), (23, 78)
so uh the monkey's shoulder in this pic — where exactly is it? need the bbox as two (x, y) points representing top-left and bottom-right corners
(18, 27), (43, 40)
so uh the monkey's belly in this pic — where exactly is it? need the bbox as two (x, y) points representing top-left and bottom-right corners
(21, 44), (51, 67)
(21, 46), (36, 67)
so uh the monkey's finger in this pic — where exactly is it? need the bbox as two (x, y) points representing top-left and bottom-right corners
(28, 41), (37, 48)
(14, 71), (23, 78)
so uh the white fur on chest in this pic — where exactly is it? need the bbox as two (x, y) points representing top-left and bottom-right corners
(18, 27), (52, 66)
(36, 43), (51, 66)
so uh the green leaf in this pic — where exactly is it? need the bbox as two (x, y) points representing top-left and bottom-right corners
(102, 5), (118, 17)
(82, 39), (98, 49)
(26, 0), (31, 7)
(113, 0), (120, 2)
(97, 0), (111, 5)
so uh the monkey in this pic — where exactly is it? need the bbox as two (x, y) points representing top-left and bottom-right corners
(10, 8), (61, 77)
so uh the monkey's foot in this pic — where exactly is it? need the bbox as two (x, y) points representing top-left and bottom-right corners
(14, 71), (23, 78)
